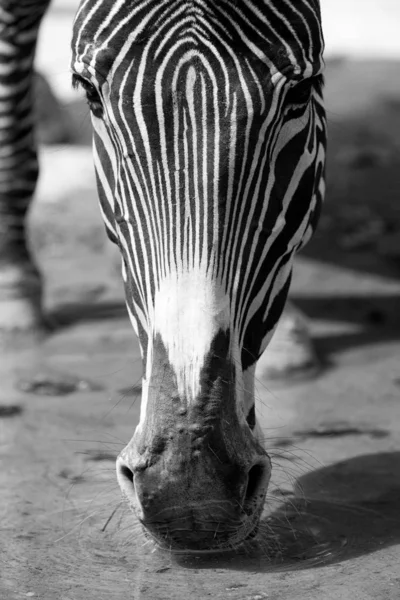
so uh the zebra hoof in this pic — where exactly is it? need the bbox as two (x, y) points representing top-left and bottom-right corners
(256, 303), (319, 383)
(0, 296), (49, 344)
(0, 263), (48, 344)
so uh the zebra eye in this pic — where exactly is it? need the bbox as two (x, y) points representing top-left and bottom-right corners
(72, 74), (104, 118)
(286, 75), (324, 107)
(286, 79), (313, 106)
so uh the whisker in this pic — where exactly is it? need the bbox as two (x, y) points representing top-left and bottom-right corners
(101, 502), (123, 532)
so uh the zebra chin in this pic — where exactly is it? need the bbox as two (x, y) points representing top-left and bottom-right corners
(116, 330), (271, 551)
(136, 503), (263, 554)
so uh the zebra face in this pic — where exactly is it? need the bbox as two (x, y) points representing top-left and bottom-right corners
(71, 0), (326, 551)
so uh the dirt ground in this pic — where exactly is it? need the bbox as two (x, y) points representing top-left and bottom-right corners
(2, 6), (400, 600)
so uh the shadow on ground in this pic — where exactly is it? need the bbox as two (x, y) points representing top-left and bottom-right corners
(174, 452), (400, 573)
(293, 293), (400, 362)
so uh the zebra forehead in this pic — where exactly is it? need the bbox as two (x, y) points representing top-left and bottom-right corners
(72, 0), (324, 78)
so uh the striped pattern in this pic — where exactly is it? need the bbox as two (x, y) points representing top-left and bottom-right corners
(0, 0), (327, 550)
(72, 0), (326, 409)
(0, 0), (326, 435)
(0, 1), (50, 300)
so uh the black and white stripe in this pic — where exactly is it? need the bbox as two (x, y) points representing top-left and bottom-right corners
(0, 0), (326, 436)
(0, 1), (50, 306)
(0, 0), (327, 549)
(71, 0), (326, 421)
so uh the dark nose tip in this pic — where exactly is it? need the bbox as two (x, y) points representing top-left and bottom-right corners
(117, 453), (270, 526)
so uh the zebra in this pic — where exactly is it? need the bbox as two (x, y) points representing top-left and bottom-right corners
(0, 0), (326, 551)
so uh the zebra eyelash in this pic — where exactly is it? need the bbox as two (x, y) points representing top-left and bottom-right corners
(72, 74), (104, 118)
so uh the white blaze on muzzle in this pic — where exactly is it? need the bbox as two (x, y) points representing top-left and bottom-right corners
(152, 265), (231, 401)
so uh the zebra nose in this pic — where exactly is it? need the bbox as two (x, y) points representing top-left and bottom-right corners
(117, 452), (271, 521)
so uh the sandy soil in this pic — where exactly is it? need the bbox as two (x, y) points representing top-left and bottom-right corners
(2, 6), (400, 600)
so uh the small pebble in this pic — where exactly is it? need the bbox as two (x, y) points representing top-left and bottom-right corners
(154, 566), (170, 573)
(226, 583), (246, 590)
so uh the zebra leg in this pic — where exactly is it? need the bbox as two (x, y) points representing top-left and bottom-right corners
(0, 1), (50, 334)
(256, 301), (319, 382)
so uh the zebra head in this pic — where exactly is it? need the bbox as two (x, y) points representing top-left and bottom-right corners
(71, 0), (326, 551)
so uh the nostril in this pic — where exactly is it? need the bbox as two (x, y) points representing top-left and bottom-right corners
(245, 463), (265, 503)
(116, 457), (136, 502)
(120, 464), (134, 484)
(243, 460), (270, 513)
